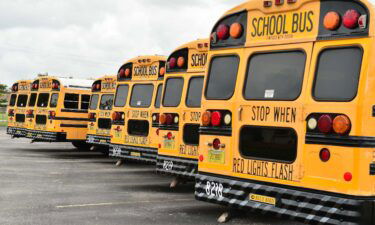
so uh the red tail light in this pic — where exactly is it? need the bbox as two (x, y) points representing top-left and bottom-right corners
(165, 114), (173, 125)
(177, 57), (185, 68)
(343, 9), (360, 29)
(199, 155), (204, 162)
(112, 112), (121, 121)
(211, 111), (222, 127)
(118, 69), (125, 78)
(217, 24), (229, 40)
(213, 139), (221, 150)
(319, 148), (331, 162)
(264, 0), (272, 7)
(49, 111), (56, 119)
(275, 0), (284, 5)
(167, 132), (173, 140)
(156, 129), (160, 136)
(169, 57), (177, 69)
(317, 115), (332, 133)
(89, 113), (96, 120)
(8, 109), (14, 115)
(52, 83), (59, 89)
(344, 172), (353, 182)
(96, 84), (101, 90)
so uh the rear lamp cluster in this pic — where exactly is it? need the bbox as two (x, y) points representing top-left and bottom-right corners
(49, 111), (56, 119)
(26, 110), (34, 115)
(152, 113), (160, 124)
(52, 82), (60, 90)
(88, 113), (96, 120)
(118, 68), (131, 78)
(92, 83), (101, 91)
(12, 85), (18, 92)
(264, 0), (297, 7)
(8, 109), (15, 116)
(112, 112), (124, 121)
(32, 83), (39, 89)
(323, 9), (366, 31)
(168, 56), (185, 69)
(307, 114), (351, 135)
(159, 113), (179, 126)
(212, 22), (244, 43)
(202, 110), (232, 127)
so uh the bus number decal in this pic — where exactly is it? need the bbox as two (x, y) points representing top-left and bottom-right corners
(131, 111), (149, 119)
(163, 160), (174, 171)
(205, 181), (224, 198)
(250, 11), (314, 40)
(179, 144), (198, 156)
(233, 158), (294, 181)
(251, 106), (296, 123)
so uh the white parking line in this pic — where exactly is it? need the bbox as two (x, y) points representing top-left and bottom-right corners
(56, 198), (193, 209)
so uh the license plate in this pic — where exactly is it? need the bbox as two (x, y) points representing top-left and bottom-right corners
(130, 152), (141, 157)
(249, 194), (276, 206)
(208, 150), (225, 164)
(163, 140), (175, 150)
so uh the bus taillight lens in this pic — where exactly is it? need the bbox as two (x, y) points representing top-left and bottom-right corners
(89, 113), (96, 120)
(96, 84), (101, 90)
(167, 132), (173, 140)
(318, 115), (332, 133)
(169, 57), (177, 69)
(324, 11), (341, 31)
(159, 67), (165, 76)
(112, 112), (120, 121)
(213, 139), (221, 150)
(49, 111), (56, 119)
(217, 24), (229, 40)
(319, 148), (330, 162)
(202, 111), (211, 126)
(177, 57), (185, 68)
(159, 114), (167, 125)
(165, 114), (173, 125)
(211, 111), (222, 127)
(118, 69), (125, 78)
(307, 117), (318, 130)
(333, 115), (351, 135)
(343, 9), (360, 29)
(344, 172), (352, 182)
(230, 23), (243, 39)
(52, 83), (59, 89)
(125, 68), (131, 77)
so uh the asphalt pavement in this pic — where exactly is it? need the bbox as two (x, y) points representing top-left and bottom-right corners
(0, 127), (302, 225)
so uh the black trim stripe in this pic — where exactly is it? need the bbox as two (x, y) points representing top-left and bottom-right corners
(60, 124), (87, 128)
(199, 127), (232, 136)
(61, 109), (88, 113)
(306, 133), (375, 148)
(55, 117), (90, 122)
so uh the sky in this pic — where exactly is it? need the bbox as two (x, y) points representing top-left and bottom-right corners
(0, 0), (244, 86)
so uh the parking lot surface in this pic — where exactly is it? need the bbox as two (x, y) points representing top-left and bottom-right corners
(0, 128), (302, 225)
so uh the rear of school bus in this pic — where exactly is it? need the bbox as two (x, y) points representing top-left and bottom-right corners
(195, 0), (375, 224)
(26, 76), (93, 149)
(109, 56), (166, 163)
(86, 76), (116, 148)
(7, 80), (31, 137)
(156, 39), (208, 179)
(25, 80), (39, 134)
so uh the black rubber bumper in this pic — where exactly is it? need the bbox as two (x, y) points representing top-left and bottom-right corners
(7, 127), (27, 138)
(109, 144), (157, 164)
(156, 155), (197, 179)
(86, 134), (111, 146)
(25, 130), (67, 142)
(195, 173), (375, 225)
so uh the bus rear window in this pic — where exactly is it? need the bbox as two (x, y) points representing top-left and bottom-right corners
(313, 47), (363, 101)
(205, 56), (239, 100)
(155, 84), (163, 108)
(114, 85), (129, 107)
(50, 94), (59, 108)
(99, 94), (114, 110)
(244, 51), (306, 100)
(37, 93), (50, 107)
(90, 94), (99, 110)
(9, 94), (17, 106)
(28, 93), (37, 107)
(130, 84), (154, 108)
(163, 78), (184, 107)
(186, 77), (204, 108)
(17, 95), (28, 107)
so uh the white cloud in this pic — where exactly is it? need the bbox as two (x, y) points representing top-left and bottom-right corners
(0, 0), (244, 86)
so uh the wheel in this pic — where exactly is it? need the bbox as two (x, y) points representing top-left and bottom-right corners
(71, 141), (92, 151)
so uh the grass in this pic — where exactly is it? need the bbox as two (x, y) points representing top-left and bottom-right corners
(0, 112), (7, 127)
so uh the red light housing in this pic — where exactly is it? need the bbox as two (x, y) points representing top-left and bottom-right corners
(217, 24), (229, 40)
(264, 0), (272, 7)
(199, 155), (204, 162)
(318, 115), (333, 133)
(52, 83), (59, 89)
(165, 114), (173, 125)
(230, 23), (243, 39)
(96, 84), (101, 90)
(211, 111), (222, 127)
(112, 112), (121, 121)
(275, 0), (284, 5)
(343, 9), (360, 29)
(167, 132), (173, 140)
(156, 129), (160, 136)
(177, 57), (185, 68)
(49, 111), (56, 119)
(118, 69), (125, 78)
(169, 57), (177, 69)
(344, 172), (353, 182)
(319, 148), (331, 162)
(213, 139), (221, 150)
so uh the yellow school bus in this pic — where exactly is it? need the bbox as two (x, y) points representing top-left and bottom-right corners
(7, 80), (32, 137)
(195, 0), (375, 224)
(156, 39), (208, 180)
(25, 79), (40, 133)
(109, 55), (166, 163)
(25, 76), (93, 149)
(86, 76), (116, 148)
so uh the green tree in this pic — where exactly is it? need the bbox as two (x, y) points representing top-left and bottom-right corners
(0, 84), (9, 106)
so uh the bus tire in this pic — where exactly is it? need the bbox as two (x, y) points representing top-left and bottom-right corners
(71, 141), (92, 151)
